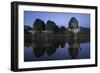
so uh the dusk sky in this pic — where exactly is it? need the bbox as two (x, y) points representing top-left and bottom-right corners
(24, 11), (90, 28)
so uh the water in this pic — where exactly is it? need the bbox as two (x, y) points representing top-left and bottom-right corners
(24, 42), (90, 62)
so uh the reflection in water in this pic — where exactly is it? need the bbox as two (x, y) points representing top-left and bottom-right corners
(67, 33), (81, 59)
(32, 32), (59, 57)
(68, 41), (81, 59)
(24, 31), (90, 62)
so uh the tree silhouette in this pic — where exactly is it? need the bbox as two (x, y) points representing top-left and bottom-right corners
(53, 25), (60, 33)
(33, 19), (45, 32)
(24, 25), (32, 34)
(46, 20), (56, 32)
(60, 26), (66, 33)
(24, 25), (33, 47)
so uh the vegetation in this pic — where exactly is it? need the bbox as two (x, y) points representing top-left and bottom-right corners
(24, 18), (90, 47)
(68, 17), (78, 29)
(33, 19), (45, 32)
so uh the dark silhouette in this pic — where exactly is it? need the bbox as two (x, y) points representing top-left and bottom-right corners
(60, 26), (66, 33)
(33, 19), (45, 32)
(68, 39), (81, 59)
(32, 36), (59, 57)
(46, 20), (57, 32)
(33, 45), (45, 57)
(53, 24), (60, 34)
(68, 17), (78, 29)
(24, 25), (33, 47)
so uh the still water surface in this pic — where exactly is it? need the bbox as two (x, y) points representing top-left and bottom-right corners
(24, 42), (90, 62)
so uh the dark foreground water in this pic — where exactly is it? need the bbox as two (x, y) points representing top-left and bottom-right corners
(24, 42), (90, 62)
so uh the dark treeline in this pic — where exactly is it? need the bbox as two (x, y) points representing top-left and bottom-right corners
(33, 19), (67, 34)
(24, 18), (90, 47)
(24, 18), (90, 41)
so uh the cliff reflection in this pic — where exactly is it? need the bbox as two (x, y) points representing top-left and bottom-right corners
(25, 32), (89, 59)
(32, 32), (60, 57)
(68, 40), (81, 59)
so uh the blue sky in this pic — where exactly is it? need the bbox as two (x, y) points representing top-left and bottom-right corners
(24, 11), (90, 28)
